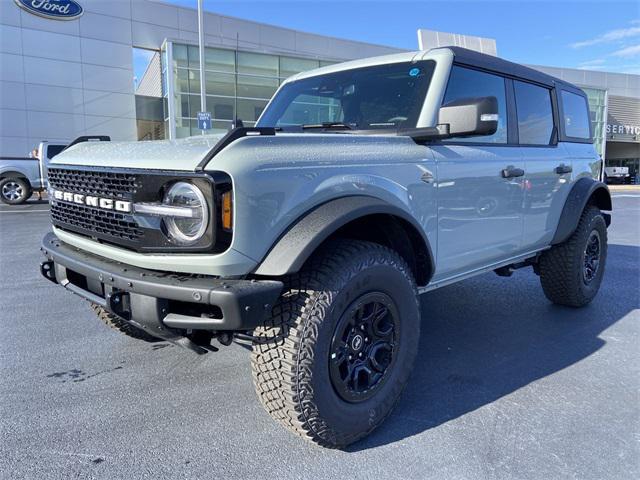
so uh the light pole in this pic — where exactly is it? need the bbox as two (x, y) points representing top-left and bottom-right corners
(197, 0), (206, 134)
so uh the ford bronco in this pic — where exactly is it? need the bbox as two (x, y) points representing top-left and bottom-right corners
(40, 47), (611, 448)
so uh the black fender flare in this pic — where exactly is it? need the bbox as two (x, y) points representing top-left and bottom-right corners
(253, 196), (435, 279)
(551, 177), (612, 245)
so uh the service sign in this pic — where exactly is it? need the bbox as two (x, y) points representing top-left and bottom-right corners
(14, 0), (83, 21)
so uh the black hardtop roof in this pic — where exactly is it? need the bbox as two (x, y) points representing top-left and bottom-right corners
(441, 46), (585, 95)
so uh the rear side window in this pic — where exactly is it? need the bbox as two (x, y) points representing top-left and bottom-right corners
(46, 145), (66, 159)
(441, 65), (507, 144)
(514, 81), (554, 145)
(561, 91), (591, 140)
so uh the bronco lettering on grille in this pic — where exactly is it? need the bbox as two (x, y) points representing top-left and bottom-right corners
(50, 188), (132, 213)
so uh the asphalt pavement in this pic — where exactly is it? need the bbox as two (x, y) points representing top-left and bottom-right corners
(1, 194), (638, 479)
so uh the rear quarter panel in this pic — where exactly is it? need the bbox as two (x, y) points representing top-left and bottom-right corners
(0, 159), (40, 187)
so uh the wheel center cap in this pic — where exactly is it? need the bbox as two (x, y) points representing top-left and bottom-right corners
(351, 334), (363, 351)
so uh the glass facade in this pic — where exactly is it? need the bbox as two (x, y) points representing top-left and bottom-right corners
(163, 41), (335, 138)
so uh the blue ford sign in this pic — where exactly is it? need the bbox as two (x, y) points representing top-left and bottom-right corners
(14, 0), (83, 21)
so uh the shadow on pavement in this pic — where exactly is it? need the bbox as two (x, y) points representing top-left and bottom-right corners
(349, 243), (640, 451)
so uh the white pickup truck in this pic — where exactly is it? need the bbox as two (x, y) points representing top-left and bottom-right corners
(604, 166), (630, 184)
(0, 141), (67, 204)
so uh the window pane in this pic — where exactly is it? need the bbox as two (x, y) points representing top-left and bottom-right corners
(280, 57), (319, 79)
(176, 117), (191, 138)
(561, 91), (591, 139)
(175, 68), (190, 93)
(187, 69), (200, 93)
(237, 75), (278, 99)
(442, 66), (507, 143)
(237, 52), (278, 76)
(189, 94), (203, 116)
(205, 48), (235, 73)
(205, 72), (235, 97)
(173, 44), (188, 68)
(514, 80), (554, 145)
(237, 98), (269, 122)
(188, 45), (201, 68)
(175, 93), (191, 118)
(206, 96), (235, 120)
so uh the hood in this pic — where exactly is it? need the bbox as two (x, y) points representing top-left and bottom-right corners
(51, 134), (227, 171)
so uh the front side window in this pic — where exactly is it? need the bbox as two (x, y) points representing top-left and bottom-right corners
(441, 65), (507, 143)
(561, 91), (591, 139)
(257, 61), (435, 130)
(514, 80), (554, 145)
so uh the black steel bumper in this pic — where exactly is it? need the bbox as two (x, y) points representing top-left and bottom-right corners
(40, 233), (282, 345)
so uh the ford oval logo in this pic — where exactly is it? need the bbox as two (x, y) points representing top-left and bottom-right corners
(14, 0), (83, 21)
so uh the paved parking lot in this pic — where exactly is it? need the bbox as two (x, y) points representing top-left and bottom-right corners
(1, 194), (638, 479)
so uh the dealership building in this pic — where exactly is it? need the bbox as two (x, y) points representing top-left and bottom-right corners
(1, 0), (638, 179)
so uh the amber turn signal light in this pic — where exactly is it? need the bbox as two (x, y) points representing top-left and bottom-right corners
(221, 191), (232, 231)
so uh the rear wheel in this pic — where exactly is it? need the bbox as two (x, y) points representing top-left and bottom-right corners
(539, 206), (607, 307)
(251, 240), (420, 448)
(0, 177), (31, 205)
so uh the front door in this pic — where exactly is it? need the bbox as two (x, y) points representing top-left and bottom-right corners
(432, 145), (525, 279)
(429, 65), (525, 281)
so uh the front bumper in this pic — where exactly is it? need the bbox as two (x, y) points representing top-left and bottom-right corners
(40, 233), (282, 348)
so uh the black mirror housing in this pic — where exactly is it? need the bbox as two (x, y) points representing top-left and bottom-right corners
(438, 96), (498, 138)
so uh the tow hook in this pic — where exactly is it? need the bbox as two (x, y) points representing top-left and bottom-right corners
(40, 260), (57, 284)
(108, 291), (131, 320)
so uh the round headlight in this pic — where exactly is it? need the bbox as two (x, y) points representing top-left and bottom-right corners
(163, 182), (208, 245)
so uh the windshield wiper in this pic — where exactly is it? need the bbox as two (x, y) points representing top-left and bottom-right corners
(300, 122), (356, 130)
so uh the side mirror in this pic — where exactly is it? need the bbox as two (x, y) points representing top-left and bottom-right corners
(438, 96), (498, 138)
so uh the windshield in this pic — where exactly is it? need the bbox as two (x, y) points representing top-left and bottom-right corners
(257, 60), (435, 131)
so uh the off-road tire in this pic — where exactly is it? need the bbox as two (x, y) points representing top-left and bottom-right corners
(0, 177), (31, 205)
(91, 303), (160, 342)
(251, 239), (421, 448)
(539, 206), (607, 307)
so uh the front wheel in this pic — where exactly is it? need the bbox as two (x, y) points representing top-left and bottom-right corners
(0, 177), (31, 205)
(251, 240), (420, 448)
(539, 206), (608, 307)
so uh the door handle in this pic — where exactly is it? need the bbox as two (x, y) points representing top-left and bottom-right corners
(501, 166), (525, 178)
(555, 164), (572, 174)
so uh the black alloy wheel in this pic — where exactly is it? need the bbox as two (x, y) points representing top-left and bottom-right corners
(329, 292), (399, 403)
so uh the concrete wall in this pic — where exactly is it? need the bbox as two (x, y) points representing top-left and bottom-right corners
(0, 0), (402, 156)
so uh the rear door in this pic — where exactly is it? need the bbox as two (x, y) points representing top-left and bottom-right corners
(512, 80), (572, 250)
(431, 65), (525, 280)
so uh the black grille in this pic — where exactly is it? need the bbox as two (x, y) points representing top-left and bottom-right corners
(51, 202), (144, 241)
(48, 168), (138, 199)
(48, 167), (143, 246)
